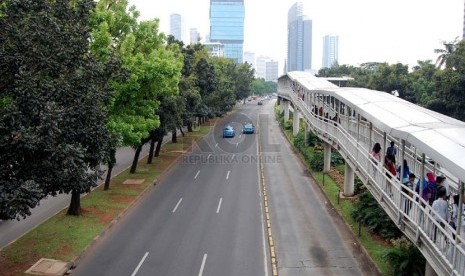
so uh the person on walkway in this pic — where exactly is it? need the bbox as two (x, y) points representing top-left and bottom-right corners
(402, 173), (415, 214)
(384, 154), (396, 196)
(370, 143), (382, 165)
(397, 159), (410, 184)
(415, 171), (435, 206)
(386, 141), (397, 163)
(430, 175), (447, 204)
(431, 189), (448, 243)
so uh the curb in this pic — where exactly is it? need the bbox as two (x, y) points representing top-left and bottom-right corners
(275, 112), (382, 276)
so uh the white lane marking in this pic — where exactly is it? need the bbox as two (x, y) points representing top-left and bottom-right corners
(131, 252), (149, 276)
(215, 143), (218, 148)
(226, 170), (230, 180)
(172, 198), (183, 213)
(198, 254), (208, 276)
(216, 198), (223, 214)
(195, 170), (200, 179)
(232, 154), (235, 159)
(236, 143), (239, 148)
(239, 134), (242, 138)
(207, 154), (211, 159)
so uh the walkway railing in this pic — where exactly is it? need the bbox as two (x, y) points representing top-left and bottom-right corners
(279, 86), (465, 276)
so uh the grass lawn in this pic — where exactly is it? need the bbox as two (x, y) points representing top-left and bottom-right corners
(0, 123), (214, 276)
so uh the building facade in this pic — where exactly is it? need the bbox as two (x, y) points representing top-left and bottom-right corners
(322, 35), (339, 68)
(170, 13), (184, 42)
(209, 0), (245, 63)
(204, 42), (225, 57)
(287, 2), (312, 72)
(243, 52), (256, 68)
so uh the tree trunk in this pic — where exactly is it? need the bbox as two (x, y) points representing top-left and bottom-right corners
(155, 136), (163, 157)
(104, 162), (113, 190)
(104, 148), (116, 190)
(179, 126), (185, 137)
(130, 144), (142, 173)
(67, 189), (81, 216)
(147, 136), (156, 164)
(187, 121), (193, 132)
(171, 127), (177, 143)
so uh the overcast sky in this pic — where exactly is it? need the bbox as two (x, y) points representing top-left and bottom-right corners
(129, 0), (463, 73)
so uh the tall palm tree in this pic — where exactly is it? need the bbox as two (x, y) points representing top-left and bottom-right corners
(434, 37), (459, 68)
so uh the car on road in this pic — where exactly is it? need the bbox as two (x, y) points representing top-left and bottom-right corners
(242, 123), (254, 134)
(223, 125), (235, 138)
(257, 101), (263, 105)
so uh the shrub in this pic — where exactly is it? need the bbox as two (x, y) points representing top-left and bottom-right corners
(352, 186), (402, 239)
(383, 237), (426, 276)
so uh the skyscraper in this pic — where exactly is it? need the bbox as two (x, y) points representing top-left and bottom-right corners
(287, 2), (312, 72)
(265, 60), (279, 82)
(322, 35), (339, 68)
(170, 13), (184, 42)
(209, 0), (245, 63)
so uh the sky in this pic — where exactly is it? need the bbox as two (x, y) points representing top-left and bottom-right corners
(128, 0), (463, 73)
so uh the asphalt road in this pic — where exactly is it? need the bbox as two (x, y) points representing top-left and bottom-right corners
(260, 100), (379, 276)
(0, 136), (171, 249)
(71, 103), (268, 276)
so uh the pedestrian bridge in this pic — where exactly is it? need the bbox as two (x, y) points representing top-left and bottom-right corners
(278, 71), (465, 276)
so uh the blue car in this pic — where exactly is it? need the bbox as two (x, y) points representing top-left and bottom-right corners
(242, 123), (254, 134)
(223, 125), (235, 138)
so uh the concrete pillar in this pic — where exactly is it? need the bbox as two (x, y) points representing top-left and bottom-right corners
(344, 163), (355, 196)
(323, 142), (331, 173)
(292, 108), (300, 136)
(284, 101), (290, 121)
(425, 261), (438, 276)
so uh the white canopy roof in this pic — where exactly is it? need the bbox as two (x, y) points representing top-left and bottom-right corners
(282, 71), (465, 183)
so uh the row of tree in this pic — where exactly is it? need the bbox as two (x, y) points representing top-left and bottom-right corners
(0, 0), (255, 219)
(318, 38), (465, 121)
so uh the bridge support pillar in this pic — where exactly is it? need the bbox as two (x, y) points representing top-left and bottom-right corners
(425, 261), (438, 276)
(323, 143), (331, 173)
(292, 109), (300, 136)
(284, 101), (290, 121)
(343, 163), (355, 196)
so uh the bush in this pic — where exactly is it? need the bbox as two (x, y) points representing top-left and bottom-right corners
(352, 186), (402, 239)
(331, 151), (345, 166)
(284, 119), (293, 130)
(383, 237), (426, 276)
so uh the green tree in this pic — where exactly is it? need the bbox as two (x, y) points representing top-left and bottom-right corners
(434, 38), (459, 69)
(383, 237), (425, 276)
(0, 0), (114, 218)
(234, 63), (255, 103)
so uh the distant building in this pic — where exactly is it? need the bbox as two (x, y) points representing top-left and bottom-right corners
(287, 2), (312, 72)
(190, 28), (200, 44)
(322, 35), (339, 68)
(170, 13), (184, 42)
(463, 0), (465, 39)
(265, 60), (279, 81)
(210, 0), (245, 63)
(256, 56), (279, 81)
(255, 56), (267, 79)
(204, 42), (224, 57)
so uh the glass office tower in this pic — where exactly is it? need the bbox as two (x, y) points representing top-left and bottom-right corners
(322, 35), (339, 68)
(170, 13), (183, 42)
(287, 2), (312, 72)
(210, 0), (245, 63)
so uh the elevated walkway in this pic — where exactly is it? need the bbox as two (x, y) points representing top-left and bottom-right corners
(278, 71), (465, 276)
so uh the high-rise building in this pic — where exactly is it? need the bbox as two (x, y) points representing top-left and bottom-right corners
(322, 35), (339, 68)
(204, 42), (225, 57)
(463, 0), (465, 39)
(170, 13), (184, 42)
(255, 56), (267, 79)
(287, 2), (312, 72)
(209, 0), (245, 63)
(190, 28), (200, 44)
